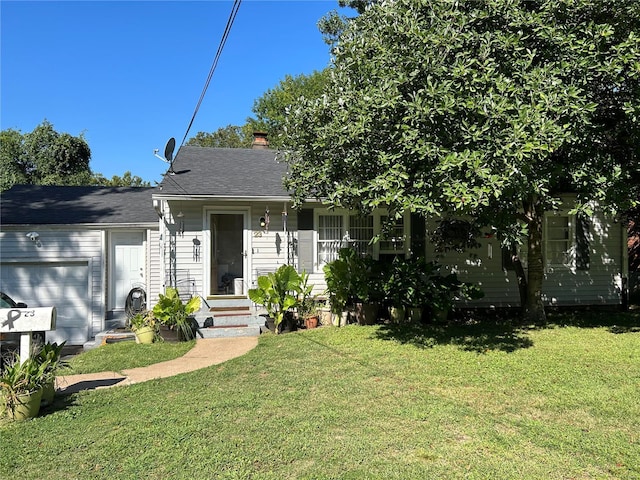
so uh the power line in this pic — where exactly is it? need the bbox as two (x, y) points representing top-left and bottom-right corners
(178, 0), (242, 149)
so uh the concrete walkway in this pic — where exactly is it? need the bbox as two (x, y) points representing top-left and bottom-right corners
(55, 337), (258, 396)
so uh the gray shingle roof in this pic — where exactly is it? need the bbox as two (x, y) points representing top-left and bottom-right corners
(0, 185), (158, 225)
(157, 146), (289, 197)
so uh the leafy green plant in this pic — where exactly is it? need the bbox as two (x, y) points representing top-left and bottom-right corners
(297, 295), (319, 320)
(427, 267), (484, 319)
(323, 250), (352, 314)
(129, 310), (159, 332)
(1, 355), (48, 418)
(152, 287), (201, 341)
(382, 258), (484, 321)
(383, 256), (432, 308)
(34, 341), (68, 382)
(323, 248), (383, 315)
(248, 264), (308, 334)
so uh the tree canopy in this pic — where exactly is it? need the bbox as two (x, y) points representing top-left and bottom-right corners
(185, 124), (253, 149)
(1, 121), (150, 190)
(186, 70), (330, 150)
(282, 0), (640, 321)
(1, 120), (92, 190)
(252, 70), (330, 149)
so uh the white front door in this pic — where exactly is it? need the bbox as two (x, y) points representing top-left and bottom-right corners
(111, 232), (145, 309)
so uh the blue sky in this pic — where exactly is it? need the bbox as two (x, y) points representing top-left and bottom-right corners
(1, 1), (344, 184)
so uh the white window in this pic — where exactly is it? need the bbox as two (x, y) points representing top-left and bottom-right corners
(546, 215), (571, 266)
(317, 214), (344, 266)
(349, 215), (374, 257)
(314, 210), (409, 269)
(544, 213), (590, 271)
(379, 215), (405, 254)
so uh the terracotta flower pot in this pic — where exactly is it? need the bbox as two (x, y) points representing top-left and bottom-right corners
(304, 316), (319, 329)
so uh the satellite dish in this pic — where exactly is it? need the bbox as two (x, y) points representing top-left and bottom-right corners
(164, 137), (176, 163)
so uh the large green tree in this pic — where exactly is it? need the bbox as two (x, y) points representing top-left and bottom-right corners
(187, 71), (330, 150)
(282, 0), (640, 322)
(251, 70), (330, 149)
(186, 124), (253, 148)
(90, 171), (151, 187)
(1, 121), (150, 190)
(317, 0), (374, 49)
(1, 120), (92, 190)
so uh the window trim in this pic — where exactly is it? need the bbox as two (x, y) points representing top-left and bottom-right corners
(544, 212), (590, 272)
(545, 213), (573, 268)
(312, 208), (410, 271)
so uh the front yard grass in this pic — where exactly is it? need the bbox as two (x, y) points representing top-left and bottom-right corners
(1, 310), (638, 479)
(59, 339), (196, 375)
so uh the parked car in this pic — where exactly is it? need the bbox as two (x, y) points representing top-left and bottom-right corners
(0, 291), (45, 368)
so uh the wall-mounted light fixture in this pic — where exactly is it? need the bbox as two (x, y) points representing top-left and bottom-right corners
(259, 207), (270, 233)
(26, 232), (39, 242)
(193, 236), (201, 262)
(177, 210), (185, 236)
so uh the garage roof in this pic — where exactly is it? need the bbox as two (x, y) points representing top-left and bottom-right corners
(1, 185), (158, 225)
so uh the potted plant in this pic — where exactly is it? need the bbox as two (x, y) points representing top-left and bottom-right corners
(34, 341), (68, 406)
(129, 310), (159, 344)
(323, 251), (352, 326)
(383, 257), (410, 323)
(426, 265), (484, 323)
(1, 355), (49, 421)
(323, 248), (381, 325)
(298, 296), (320, 329)
(248, 264), (306, 334)
(356, 257), (385, 325)
(152, 287), (202, 341)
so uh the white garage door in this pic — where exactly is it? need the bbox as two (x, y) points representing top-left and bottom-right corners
(0, 262), (90, 345)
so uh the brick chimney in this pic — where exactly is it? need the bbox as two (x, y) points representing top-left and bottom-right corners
(252, 131), (269, 149)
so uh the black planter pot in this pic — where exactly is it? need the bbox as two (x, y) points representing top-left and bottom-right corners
(265, 316), (276, 332)
(264, 312), (297, 333)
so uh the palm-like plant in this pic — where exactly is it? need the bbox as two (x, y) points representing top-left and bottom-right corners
(152, 287), (201, 340)
(248, 264), (306, 334)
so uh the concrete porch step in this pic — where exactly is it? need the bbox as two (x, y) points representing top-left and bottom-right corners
(199, 325), (261, 338)
(209, 312), (262, 326)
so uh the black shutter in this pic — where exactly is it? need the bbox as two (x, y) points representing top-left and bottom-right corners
(410, 213), (426, 257)
(576, 214), (590, 270)
(502, 246), (515, 271)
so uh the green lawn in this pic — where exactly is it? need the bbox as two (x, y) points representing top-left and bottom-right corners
(60, 339), (196, 375)
(1, 311), (638, 479)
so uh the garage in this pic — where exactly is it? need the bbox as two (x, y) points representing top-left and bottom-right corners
(0, 262), (90, 345)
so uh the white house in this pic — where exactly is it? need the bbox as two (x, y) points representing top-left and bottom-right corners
(0, 186), (159, 345)
(0, 145), (629, 345)
(153, 144), (628, 310)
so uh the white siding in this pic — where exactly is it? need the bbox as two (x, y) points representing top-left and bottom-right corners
(426, 235), (522, 307)
(159, 200), (624, 307)
(162, 201), (302, 298)
(0, 229), (103, 343)
(1, 226), (160, 343)
(426, 212), (624, 307)
(147, 229), (163, 304)
(250, 206), (298, 287)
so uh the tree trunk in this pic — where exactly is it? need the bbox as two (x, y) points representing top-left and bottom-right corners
(510, 244), (528, 311)
(523, 200), (546, 324)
